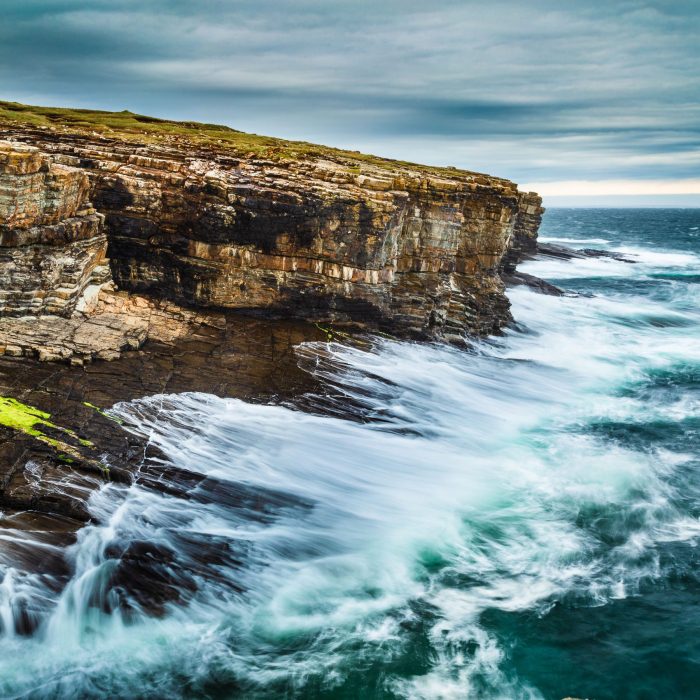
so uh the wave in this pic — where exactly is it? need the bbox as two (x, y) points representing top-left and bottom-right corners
(520, 242), (699, 283)
(0, 212), (698, 698)
(611, 246), (699, 267)
(538, 236), (610, 245)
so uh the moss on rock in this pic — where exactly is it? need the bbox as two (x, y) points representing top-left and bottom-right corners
(0, 396), (109, 479)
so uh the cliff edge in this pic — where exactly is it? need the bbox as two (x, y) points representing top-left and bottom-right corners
(0, 101), (543, 359)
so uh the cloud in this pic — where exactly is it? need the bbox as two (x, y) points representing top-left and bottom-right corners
(1, 0), (699, 187)
(522, 178), (700, 196)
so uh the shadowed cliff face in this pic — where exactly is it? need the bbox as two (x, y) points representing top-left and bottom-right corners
(0, 123), (543, 341)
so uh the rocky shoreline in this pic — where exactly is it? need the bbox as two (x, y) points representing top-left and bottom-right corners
(0, 103), (552, 621)
(0, 310), (324, 608)
(0, 228), (623, 589)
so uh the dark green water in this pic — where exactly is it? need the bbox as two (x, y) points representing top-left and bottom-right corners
(0, 208), (698, 699)
(507, 209), (700, 699)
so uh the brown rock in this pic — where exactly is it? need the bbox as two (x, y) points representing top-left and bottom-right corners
(0, 122), (543, 343)
(0, 140), (109, 318)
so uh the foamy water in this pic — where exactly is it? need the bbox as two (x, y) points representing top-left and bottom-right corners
(0, 209), (698, 698)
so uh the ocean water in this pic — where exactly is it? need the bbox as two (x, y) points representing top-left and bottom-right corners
(0, 208), (699, 699)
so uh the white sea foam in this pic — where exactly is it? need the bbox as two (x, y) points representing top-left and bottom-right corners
(611, 246), (699, 267)
(539, 236), (610, 244)
(520, 242), (699, 283)
(0, 222), (698, 698)
(519, 255), (636, 280)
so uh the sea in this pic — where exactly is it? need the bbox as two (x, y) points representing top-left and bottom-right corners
(0, 208), (698, 699)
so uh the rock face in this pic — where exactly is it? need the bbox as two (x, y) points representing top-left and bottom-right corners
(0, 141), (109, 317)
(499, 190), (545, 274)
(0, 124), (542, 343)
(92, 154), (535, 340)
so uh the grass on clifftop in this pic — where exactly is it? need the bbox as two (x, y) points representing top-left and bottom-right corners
(0, 99), (493, 180)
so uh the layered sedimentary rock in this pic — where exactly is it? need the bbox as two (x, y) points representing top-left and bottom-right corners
(500, 191), (545, 274)
(0, 141), (109, 317)
(1, 126), (542, 343)
(92, 155), (538, 340)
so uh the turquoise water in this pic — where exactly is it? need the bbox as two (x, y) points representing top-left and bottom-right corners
(0, 208), (698, 699)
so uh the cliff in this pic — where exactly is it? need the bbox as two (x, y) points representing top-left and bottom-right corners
(0, 101), (543, 357)
(0, 102), (544, 587)
(0, 141), (109, 317)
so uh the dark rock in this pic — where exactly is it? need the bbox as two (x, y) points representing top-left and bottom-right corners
(578, 248), (637, 263)
(536, 242), (637, 263)
(0, 312), (323, 588)
(502, 271), (564, 296)
(535, 242), (588, 260)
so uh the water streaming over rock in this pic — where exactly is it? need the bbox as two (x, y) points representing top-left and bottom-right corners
(0, 208), (698, 699)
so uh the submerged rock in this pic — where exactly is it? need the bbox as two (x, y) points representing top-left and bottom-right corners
(502, 271), (564, 296)
(578, 247), (637, 262)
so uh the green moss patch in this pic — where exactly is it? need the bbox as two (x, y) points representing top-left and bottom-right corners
(0, 396), (109, 479)
(0, 396), (57, 438)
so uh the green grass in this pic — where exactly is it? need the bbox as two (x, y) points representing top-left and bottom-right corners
(0, 99), (500, 181)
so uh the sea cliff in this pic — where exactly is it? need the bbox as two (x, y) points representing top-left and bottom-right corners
(0, 101), (543, 361)
(0, 101), (544, 630)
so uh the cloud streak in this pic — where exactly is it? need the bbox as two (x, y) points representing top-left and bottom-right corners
(1, 0), (699, 193)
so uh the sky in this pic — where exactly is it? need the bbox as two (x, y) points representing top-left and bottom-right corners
(1, 0), (699, 206)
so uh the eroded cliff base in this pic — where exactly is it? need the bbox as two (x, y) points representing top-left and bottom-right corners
(0, 310), (324, 595)
(0, 286), (231, 364)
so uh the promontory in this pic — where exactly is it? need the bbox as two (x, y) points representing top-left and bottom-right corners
(0, 100), (543, 363)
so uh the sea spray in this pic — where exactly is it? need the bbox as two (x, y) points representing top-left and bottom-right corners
(0, 209), (697, 698)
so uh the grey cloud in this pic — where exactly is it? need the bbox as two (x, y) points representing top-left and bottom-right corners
(0, 0), (698, 184)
